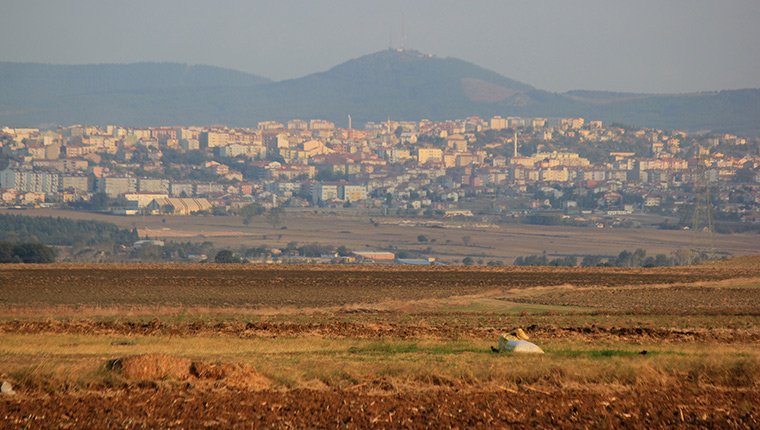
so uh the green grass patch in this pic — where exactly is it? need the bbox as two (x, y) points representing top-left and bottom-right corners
(348, 341), (485, 355)
(348, 342), (421, 354)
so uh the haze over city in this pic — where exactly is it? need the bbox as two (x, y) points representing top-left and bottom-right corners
(2, 0), (760, 93)
(2, 2), (760, 428)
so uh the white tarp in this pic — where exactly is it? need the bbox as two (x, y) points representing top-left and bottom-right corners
(497, 337), (545, 354)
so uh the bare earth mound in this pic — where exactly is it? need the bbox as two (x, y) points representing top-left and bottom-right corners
(111, 354), (192, 381)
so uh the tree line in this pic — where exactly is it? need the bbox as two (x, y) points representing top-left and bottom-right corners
(514, 248), (712, 267)
(0, 214), (138, 248)
(0, 242), (57, 263)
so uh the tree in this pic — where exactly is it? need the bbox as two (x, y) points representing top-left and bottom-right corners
(240, 203), (266, 225)
(132, 244), (163, 261)
(214, 249), (241, 264)
(10, 243), (57, 263)
(615, 250), (632, 267)
(580, 255), (604, 267)
(299, 244), (331, 258)
(514, 254), (549, 266)
(417, 235), (428, 243)
(88, 193), (111, 211)
(734, 166), (756, 183)
(672, 248), (697, 266)
(653, 254), (672, 266)
(0, 242), (15, 263)
(549, 255), (577, 267)
(462, 256), (475, 266)
(0, 152), (10, 171)
(396, 250), (417, 259)
(267, 207), (285, 228)
(613, 248), (647, 267)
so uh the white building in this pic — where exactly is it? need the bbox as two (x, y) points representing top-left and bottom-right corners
(0, 168), (60, 196)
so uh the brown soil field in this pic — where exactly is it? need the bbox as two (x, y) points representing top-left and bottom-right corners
(510, 284), (760, 315)
(0, 264), (751, 308)
(2, 385), (757, 429)
(1, 260), (760, 428)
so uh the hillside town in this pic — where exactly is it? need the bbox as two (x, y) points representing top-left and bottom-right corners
(1, 116), (758, 231)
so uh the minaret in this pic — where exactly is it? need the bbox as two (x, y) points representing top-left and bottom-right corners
(513, 130), (518, 158)
(348, 114), (352, 139)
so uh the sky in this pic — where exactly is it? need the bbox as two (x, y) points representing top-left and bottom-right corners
(1, 0), (759, 94)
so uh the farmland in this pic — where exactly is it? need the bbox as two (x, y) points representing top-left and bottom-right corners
(1, 260), (760, 428)
(4, 208), (760, 262)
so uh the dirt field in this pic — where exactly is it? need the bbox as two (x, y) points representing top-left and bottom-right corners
(1, 260), (760, 428)
(5, 208), (760, 262)
(0, 264), (745, 308)
(4, 386), (757, 429)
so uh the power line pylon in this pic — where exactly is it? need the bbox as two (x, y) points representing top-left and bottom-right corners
(691, 147), (714, 253)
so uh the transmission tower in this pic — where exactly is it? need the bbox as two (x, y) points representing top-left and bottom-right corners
(690, 147), (714, 252)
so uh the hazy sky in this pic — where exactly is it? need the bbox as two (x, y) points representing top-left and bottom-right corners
(2, 0), (759, 93)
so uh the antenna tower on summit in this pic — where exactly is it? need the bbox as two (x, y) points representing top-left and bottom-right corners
(401, 14), (406, 50)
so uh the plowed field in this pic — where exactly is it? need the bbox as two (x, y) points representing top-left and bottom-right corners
(0, 264), (749, 308)
(1, 261), (759, 429)
(3, 385), (758, 429)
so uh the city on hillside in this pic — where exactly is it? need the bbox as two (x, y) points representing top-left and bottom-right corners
(1, 116), (758, 243)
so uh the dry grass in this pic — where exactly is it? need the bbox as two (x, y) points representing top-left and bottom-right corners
(2, 333), (758, 394)
(109, 353), (192, 381)
(191, 361), (271, 389)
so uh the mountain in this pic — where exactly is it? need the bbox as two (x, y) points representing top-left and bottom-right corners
(0, 62), (270, 96)
(566, 89), (760, 135)
(1, 51), (759, 135)
(236, 50), (554, 125)
(0, 62), (270, 126)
